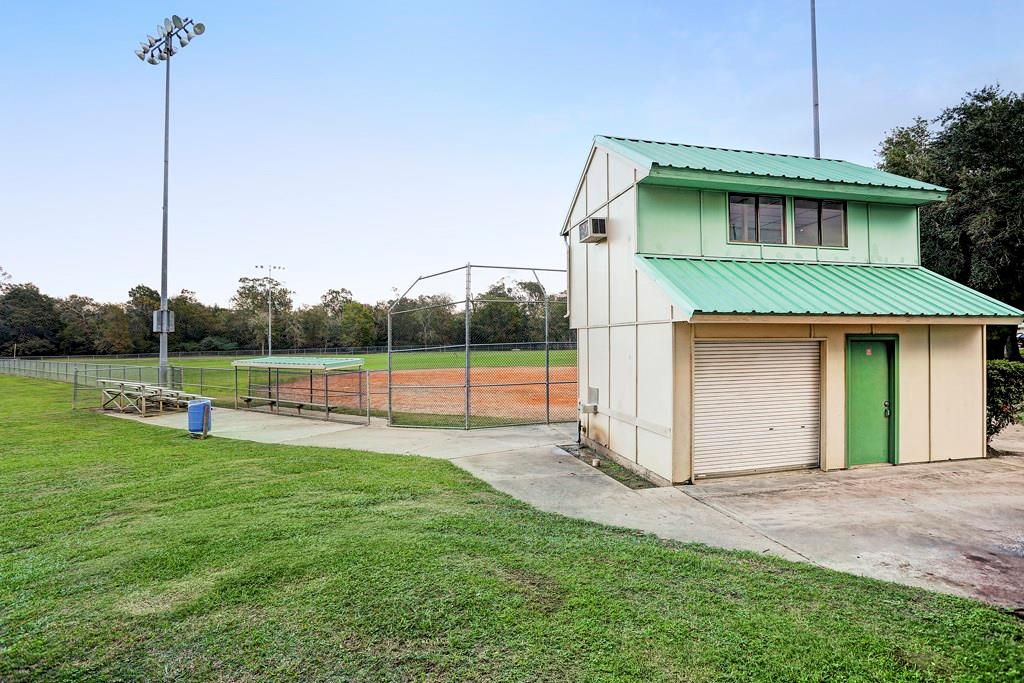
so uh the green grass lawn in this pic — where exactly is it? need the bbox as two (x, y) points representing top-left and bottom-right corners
(2, 375), (1022, 681)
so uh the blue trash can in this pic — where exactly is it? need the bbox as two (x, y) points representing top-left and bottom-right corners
(188, 399), (212, 435)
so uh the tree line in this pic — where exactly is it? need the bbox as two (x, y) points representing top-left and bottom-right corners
(0, 268), (570, 357)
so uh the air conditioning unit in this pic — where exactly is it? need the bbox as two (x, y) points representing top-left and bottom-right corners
(578, 217), (607, 243)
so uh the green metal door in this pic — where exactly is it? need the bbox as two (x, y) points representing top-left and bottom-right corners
(847, 340), (893, 465)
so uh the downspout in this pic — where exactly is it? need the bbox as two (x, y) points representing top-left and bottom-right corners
(564, 231), (582, 444)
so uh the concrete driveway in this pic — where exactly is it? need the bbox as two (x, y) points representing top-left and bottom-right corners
(683, 457), (1024, 608)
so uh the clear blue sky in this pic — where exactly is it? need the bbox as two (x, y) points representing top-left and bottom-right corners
(2, 1), (1022, 306)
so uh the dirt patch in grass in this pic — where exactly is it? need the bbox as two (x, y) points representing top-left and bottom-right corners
(498, 566), (564, 613)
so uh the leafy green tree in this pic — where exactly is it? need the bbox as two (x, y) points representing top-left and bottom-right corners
(296, 305), (331, 348)
(93, 304), (133, 354)
(472, 282), (526, 344)
(57, 295), (101, 355)
(126, 285), (160, 353)
(878, 85), (1024, 359)
(388, 294), (458, 348)
(339, 301), (377, 347)
(0, 284), (62, 356)
(197, 335), (238, 352)
(231, 277), (293, 349)
(321, 288), (353, 317)
(169, 289), (218, 350)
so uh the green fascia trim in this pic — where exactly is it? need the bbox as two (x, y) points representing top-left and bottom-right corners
(845, 335), (900, 466)
(635, 255), (1024, 320)
(642, 167), (948, 206)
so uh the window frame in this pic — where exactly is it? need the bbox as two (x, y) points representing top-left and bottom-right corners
(727, 193), (787, 245)
(794, 197), (849, 248)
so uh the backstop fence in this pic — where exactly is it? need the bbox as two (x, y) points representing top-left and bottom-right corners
(387, 263), (577, 428)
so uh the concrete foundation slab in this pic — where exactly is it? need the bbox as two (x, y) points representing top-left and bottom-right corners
(685, 458), (1024, 607)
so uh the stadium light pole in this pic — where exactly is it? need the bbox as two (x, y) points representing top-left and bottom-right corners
(255, 264), (285, 356)
(135, 15), (206, 384)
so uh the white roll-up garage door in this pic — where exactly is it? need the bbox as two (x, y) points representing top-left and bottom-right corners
(693, 341), (820, 478)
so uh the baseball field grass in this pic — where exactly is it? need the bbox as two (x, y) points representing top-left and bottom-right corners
(2, 375), (1023, 681)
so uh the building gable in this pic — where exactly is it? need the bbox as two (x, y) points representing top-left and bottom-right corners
(562, 141), (647, 237)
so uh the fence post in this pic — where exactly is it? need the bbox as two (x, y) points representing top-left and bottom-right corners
(323, 371), (330, 422)
(199, 367), (204, 396)
(72, 369), (78, 410)
(544, 294), (551, 424)
(464, 263), (471, 430)
(387, 310), (393, 425)
(234, 366), (239, 410)
(365, 369), (370, 423)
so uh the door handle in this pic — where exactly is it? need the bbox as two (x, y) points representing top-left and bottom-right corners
(883, 400), (891, 419)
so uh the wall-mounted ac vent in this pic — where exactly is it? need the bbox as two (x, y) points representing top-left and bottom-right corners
(578, 217), (607, 243)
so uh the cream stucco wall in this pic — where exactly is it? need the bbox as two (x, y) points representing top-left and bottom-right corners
(668, 321), (987, 482)
(929, 325), (987, 461)
(569, 144), (678, 483)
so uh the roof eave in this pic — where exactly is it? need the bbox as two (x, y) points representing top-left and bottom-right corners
(690, 312), (1024, 325)
(643, 166), (948, 206)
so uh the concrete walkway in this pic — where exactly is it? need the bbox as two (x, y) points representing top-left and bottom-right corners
(111, 408), (1024, 606)
(110, 409), (798, 559)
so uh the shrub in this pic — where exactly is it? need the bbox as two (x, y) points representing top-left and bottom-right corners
(198, 335), (238, 352)
(986, 360), (1024, 440)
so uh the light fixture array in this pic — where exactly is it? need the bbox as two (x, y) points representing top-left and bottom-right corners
(135, 15), (205, 65)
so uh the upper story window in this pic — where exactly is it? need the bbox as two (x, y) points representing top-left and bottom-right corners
(795, 198), (847, 247)
(728, 194), (785, 244)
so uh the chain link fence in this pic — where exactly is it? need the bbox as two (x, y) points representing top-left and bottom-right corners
(14, 345), (392, 362)
(2, 267), (580, 433)
(387, 264), (577, 428)
(0, 358), (374, 425)
(234, 364), (373, 424)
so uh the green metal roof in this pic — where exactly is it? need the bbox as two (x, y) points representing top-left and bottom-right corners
(598, 136), (947, 193)
(232, 356), (364, 371)
(635, 256), (1023, 320)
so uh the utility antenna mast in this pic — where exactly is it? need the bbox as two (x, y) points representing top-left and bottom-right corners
(810, 0), (821, 158)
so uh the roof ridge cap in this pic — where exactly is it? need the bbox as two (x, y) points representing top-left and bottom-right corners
(598, 135), (847, 163)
